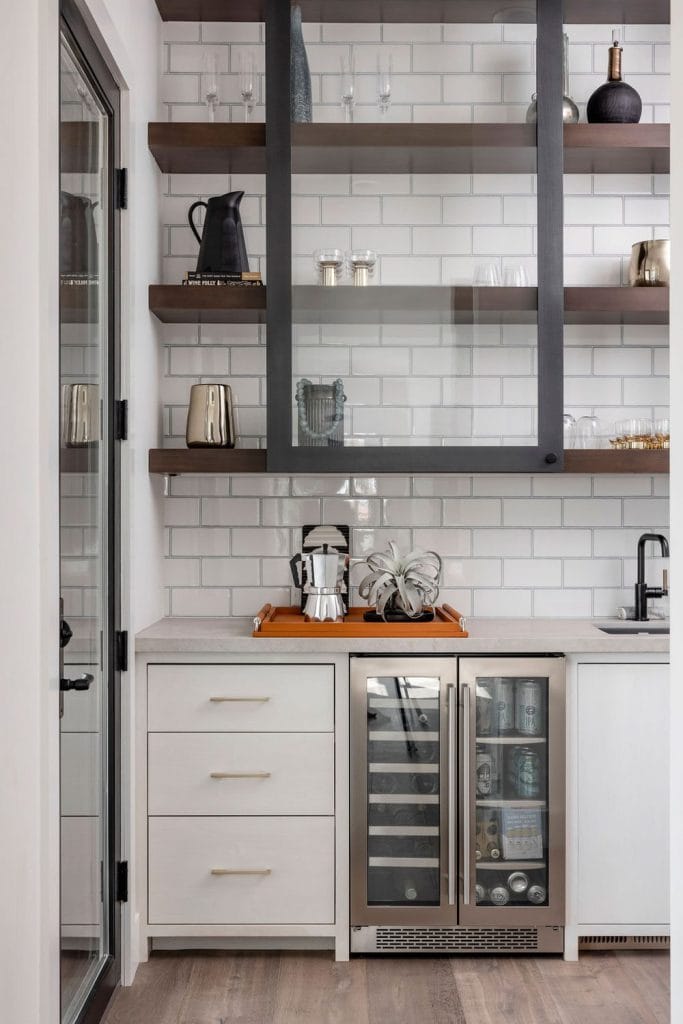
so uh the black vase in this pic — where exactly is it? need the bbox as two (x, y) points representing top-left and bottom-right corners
(290, 4), (312, 123)
(587, 37), (642, 124)
(188, 191), (249, 275)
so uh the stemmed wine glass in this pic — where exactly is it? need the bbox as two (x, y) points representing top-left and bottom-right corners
(238, 50), (256, 123)
(340, 52), (355, 124)
(202, 50), (220, 123)
(377, 53), (392, 120)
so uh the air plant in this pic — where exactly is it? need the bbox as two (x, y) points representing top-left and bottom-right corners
(358, 542), (442, 620)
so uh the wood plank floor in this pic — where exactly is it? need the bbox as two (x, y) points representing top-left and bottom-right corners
(102, 951), (670, 1024)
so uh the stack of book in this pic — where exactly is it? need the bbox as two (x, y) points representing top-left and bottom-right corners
(182, 271), (263, 287)
(60, 272), (99, 287)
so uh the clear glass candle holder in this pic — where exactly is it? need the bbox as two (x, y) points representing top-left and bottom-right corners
(314, 249), (344, 286)
(348, 249), (377, 286)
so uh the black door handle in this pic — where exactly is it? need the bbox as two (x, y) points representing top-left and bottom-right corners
(60, 673), (94, 692)
(60, 618), (73, 649)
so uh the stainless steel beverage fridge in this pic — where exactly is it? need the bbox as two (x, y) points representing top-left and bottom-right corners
(350, 657), (565, 954)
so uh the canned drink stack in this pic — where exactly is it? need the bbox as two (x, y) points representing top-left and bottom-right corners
(493, 678), (515, 734)
(515, 679), (544, 736)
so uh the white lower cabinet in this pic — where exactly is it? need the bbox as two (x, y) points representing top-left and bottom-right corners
(148, 816), (335, 925)
(140, 659), (345, 956)
(576, 662), (669, 929)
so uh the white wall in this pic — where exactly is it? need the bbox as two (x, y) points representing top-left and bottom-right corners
(0, 0), (161, 1018)
(0, 2), (61, 1021)
(669, 2), (682, 1018)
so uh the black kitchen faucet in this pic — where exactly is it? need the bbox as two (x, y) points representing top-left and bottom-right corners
(634, 533), (669, 621)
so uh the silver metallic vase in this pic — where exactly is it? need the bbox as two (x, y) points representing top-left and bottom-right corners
(296, 378), (346, 447)
(526, 33), (579, 125)
(186, 384), (235, 448)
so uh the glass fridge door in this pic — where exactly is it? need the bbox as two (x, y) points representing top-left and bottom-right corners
(459, 657), (565, 928)
(350, 657), (458, 926)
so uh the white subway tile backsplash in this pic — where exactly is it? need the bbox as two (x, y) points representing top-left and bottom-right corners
(159, 21), (669, 620)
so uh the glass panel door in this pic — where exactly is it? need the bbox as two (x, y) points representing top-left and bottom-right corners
(59, 7), (119, 1020)
(459, 657), (565, 927)
(351, 657), (457, 926)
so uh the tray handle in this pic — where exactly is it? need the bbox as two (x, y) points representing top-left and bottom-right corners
(442, 603), (468, 633)
(253, 603), (272, 633)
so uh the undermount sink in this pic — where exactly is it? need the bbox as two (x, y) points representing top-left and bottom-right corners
(598, 625), (670, 635)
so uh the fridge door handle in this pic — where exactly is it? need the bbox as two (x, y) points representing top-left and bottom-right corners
(462, 682), (471, 906)
(447, 683), (456, 906)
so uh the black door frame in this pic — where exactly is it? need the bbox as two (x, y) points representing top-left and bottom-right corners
(59, 2), (122, 1022)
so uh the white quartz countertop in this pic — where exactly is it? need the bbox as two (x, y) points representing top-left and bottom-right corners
(135, 617), (669, 655)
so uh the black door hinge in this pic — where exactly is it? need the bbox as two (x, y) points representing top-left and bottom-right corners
(116, 861), (129, 903)
(115, 167), (128, 210)
(115, 630), (128, 672)
(115, 399), (128, 441)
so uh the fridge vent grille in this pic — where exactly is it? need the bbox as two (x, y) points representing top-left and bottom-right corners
(579, 935), (670, 950)
(375, 927), (540, 952)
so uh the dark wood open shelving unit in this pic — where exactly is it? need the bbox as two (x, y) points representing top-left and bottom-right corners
(149, 448), (267, 474)
(564, 450), (669, 474)
(149, 284), (668, 327)
(148, 122), (669, 177)
(149, 284), (266, 323)
(154, 0), (669, 24)
(148, 447), (668, 475)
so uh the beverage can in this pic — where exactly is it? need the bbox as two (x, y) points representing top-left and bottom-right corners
(476, 682), (493, 736)
(516, 749), (541, 799)
(493, 678), (515, 734)
(475, 883), (487, 903)
(527, 883), (547, 905)
(515, 679), (545, 736)
(489, 885), (510, 906)
(476, 747), (493, 796)
(507, 871), (530, 895)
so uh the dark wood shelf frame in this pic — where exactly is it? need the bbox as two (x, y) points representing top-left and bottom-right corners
(148, 448), (669, 476)
(148, 285), (668, 327)
(154, 0), (669, 24)
(564, 450), (669, 474)
(149, 449), (267, 474)
(147, 122), (669, 177)
(149, 284), (266, 323)
(61, 281), (99, 324)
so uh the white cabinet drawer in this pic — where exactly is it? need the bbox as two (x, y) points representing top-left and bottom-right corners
(148, 817), (335, 925)
(148, 664), (334, 733)
(148, 733), (334, 816)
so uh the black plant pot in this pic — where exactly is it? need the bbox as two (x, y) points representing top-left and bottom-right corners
(363, 607), (435, 623)
(587, 80), (642, 124)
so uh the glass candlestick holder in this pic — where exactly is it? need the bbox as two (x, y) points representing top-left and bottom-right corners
(314, 249), (344, 286)
(348, 249), (377, 286)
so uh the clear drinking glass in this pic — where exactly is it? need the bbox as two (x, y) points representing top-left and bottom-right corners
(563, 414), (576, 450)
(503, 265), (529, 287)
(575, 415), (601, 449)
(377, 53), (392, 120)
(340, 53), (355, 123)
(202, 50), (221, 122)
(473, 263), (501, 287)
(238, 50), (256, 123)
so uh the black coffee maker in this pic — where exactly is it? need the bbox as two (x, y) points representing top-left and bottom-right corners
(188, 191), (249, 274)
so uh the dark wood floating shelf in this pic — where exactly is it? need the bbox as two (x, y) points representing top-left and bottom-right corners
(148, 122), (669, 176)
(149, 284), (266, 324)
(61, 282), (99, 325)
(154, 0), (669, 25)
(61, 121), (100, 174)
(149, 448), (267, 474)
(294, 285), (537, 324)
(148, 448), (668, 476)
(564, 450), (669, 474)
(149, 285), (668, 326)
(564, 287), (668, 325)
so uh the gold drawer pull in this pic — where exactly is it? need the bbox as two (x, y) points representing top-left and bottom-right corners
(210, 868), (271, 877)
(209, 771), (271, 780)
(209, 696), (271, 703)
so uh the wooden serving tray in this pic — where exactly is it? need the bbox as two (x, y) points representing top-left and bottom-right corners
(253, 604), (468, 638)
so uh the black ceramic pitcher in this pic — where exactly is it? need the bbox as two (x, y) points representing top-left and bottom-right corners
(60, 191), (98, 275)
(188, 191), (249, 274)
